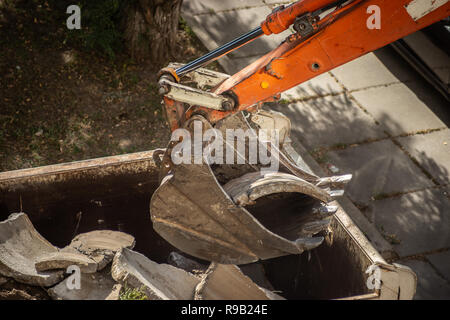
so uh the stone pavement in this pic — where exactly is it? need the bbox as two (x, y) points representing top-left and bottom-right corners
(181, 1), (450, 299)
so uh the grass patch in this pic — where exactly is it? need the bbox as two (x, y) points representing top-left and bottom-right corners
(119, 286), (148, 300)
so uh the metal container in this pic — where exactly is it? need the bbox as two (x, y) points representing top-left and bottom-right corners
(0, 150), (416, 299)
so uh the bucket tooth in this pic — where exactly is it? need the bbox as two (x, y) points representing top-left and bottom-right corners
(316, 174), (352, 189)
(328, 189), (345, 198)
(223, 171), (331, 206)
(314, 205), (338, 215)
(295, 237), (324, 251)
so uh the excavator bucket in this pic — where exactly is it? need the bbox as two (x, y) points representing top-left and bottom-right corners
(150, 109), (351, 264)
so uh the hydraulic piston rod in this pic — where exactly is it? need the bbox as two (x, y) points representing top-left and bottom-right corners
(175, 26), (264, 77)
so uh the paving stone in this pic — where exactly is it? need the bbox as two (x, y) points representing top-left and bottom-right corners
(35, 251), (97, 274)
(67, 230), (135, 271)
(111, 248), (200, 300)
(280, 72), (344, 101)
(326, 140), (433, 205)
(427, 251), (450, 282)
(182, 0), (265, 15)
(183, 6), (293, 59)
(398, 259), (450, 300)
(195, 263), (284, 300)
(220, 55), (258, 74)
(330, 48), (417, 91)
(0, 213), (63, 287)
(368, 188), (450, 257)
(270, 93), (386, 149)
(397, 129), (450, 185)
(352, 83), (446, 136)
(48, 269), (116, 300)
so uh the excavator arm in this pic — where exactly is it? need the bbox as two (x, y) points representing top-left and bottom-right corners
(160, 0), (450, 128)
(150, 0), (449, 264)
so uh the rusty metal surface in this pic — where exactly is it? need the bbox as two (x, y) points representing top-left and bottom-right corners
(151, 162), (304, 264)
(150, 110), (352, 264)
(223, 171), (331, 206)
(0, 150), (160, 190)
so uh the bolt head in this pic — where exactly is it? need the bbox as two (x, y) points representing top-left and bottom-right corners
(222, 101), (233, 111)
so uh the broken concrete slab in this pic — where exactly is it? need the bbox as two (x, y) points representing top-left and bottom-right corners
(0, 278), (51, 300)
(35, 251), (97, 274)
(427, 251), (450, 282)
(48, 269), (116, 300)
(0, 275), (8, 286)
(326, 139), (433, 205)
(111, 248), (200, 300)
(67, 230), (135, 271)
(369, 188), (450, 257)
(0, 213), (64, 287)
(167, 252), (207, 275)
(397, 129), (450, 185)
(70, 230), (135, 253)
(61, 245), (113, 272)
(195, 263), (284, 300)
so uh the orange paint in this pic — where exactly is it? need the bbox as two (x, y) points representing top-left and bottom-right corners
(163, 0), (450, 129)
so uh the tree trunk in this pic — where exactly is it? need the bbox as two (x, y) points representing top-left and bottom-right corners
(123, 0), (182, 63)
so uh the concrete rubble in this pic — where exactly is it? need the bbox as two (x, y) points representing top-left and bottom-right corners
(195, 263), (284, 300)
(48, 269), (117, 300)
(65, 230), (136, 271)
(111, 248), (200, 300)
(0, 213), (63, 287)
(35, 251), (97, 274)
(112, 248), (283, 300)
(0, 213), (284, 300)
